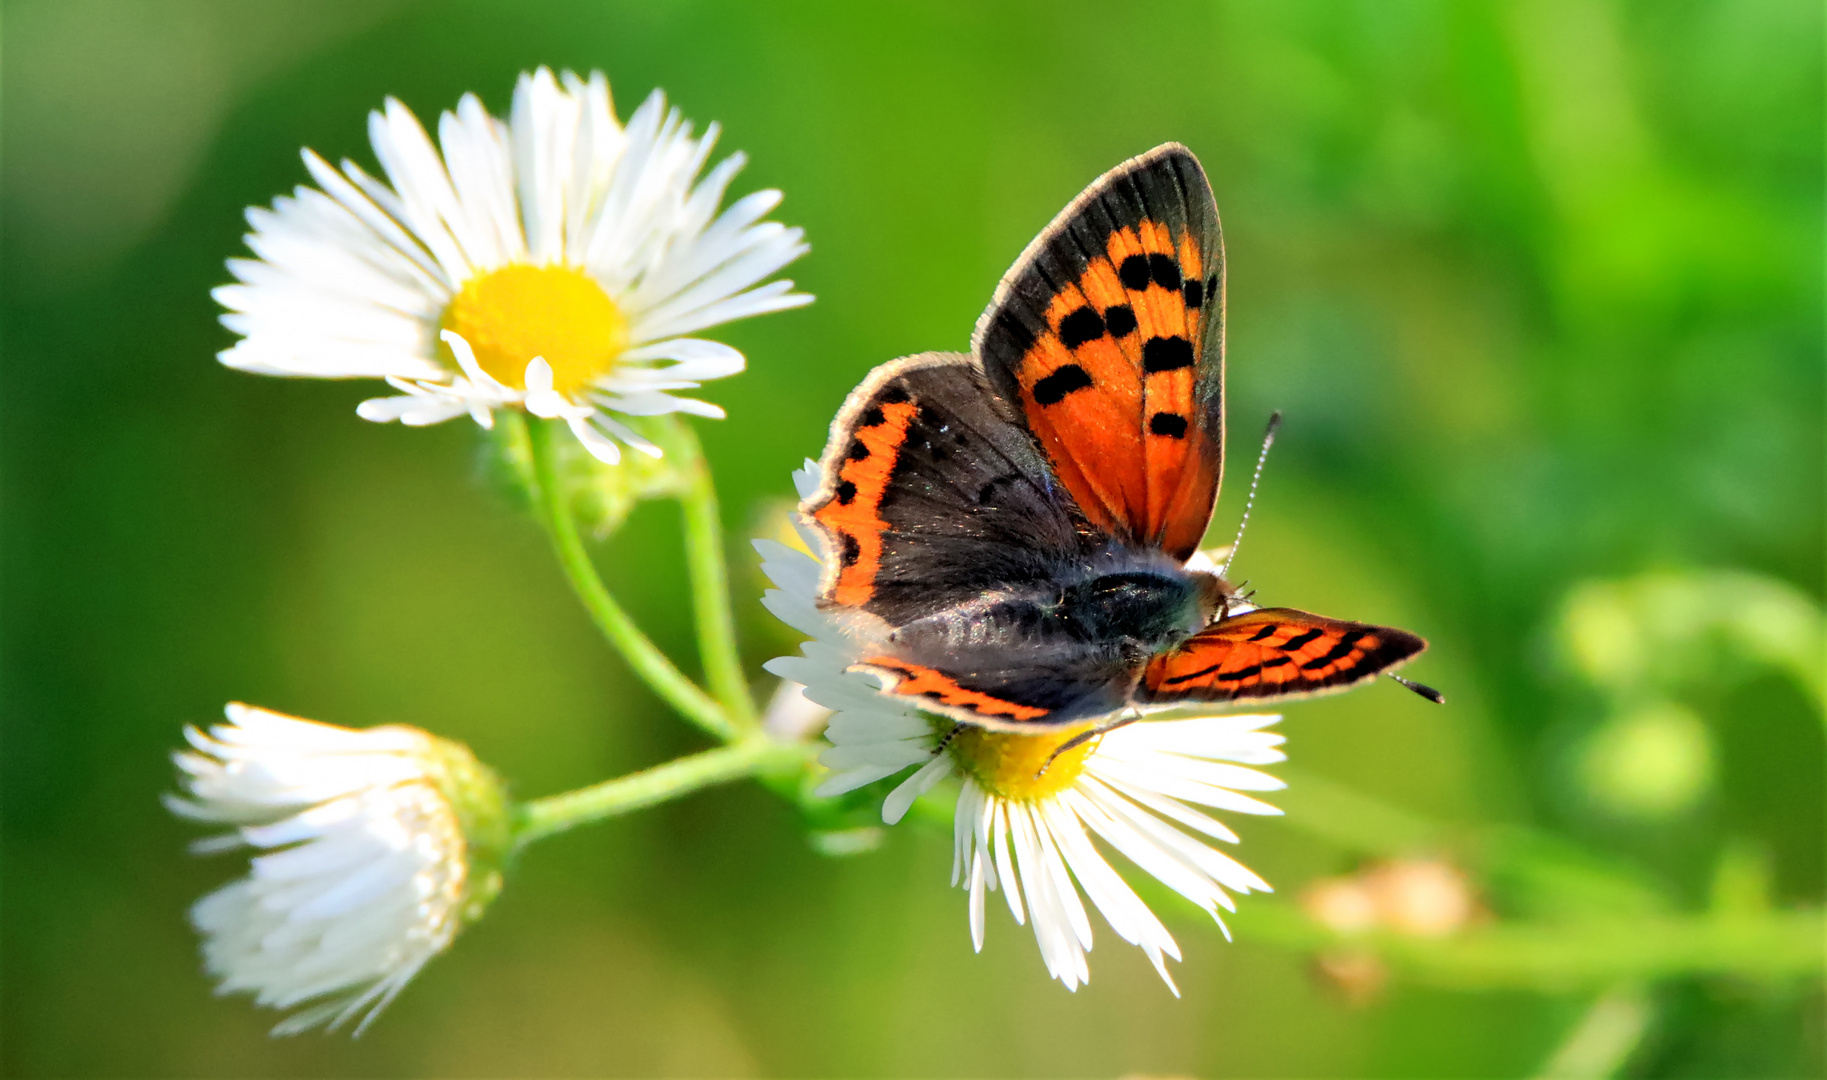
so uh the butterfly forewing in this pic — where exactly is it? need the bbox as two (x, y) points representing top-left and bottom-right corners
(1140, 608), (1426, 704)
(973, 143), (1225, 561)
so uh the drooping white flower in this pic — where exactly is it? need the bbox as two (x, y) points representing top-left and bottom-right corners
(168, 703), (509, 1035)
(216, 67), (811, 463)
(757, 462), (1286, 991)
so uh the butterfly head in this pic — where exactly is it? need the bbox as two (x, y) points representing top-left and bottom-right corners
(1187, 569), (1229, 623)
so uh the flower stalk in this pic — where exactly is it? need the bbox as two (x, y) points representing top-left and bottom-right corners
(514, 412), (736, 742)
(512, 736), (808, 848)
(503, 409), (811, 852)
(673, 423), (759, 730)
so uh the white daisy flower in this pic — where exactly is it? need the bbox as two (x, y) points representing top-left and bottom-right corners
(168, 703), (510, 1035)
(757, 463), (1286, 991)
(215, 67), (811, 463)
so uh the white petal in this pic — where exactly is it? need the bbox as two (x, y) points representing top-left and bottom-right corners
(356, 395), (428, 422)
(438, 329), (506, 392)
(882, 753), (952, 825)
(616, 337), (745, 381)
(586, 412), (663, 457)
(566, 415), (621, 463)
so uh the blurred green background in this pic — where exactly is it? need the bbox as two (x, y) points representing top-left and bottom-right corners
(3, 1), (1821, 1076)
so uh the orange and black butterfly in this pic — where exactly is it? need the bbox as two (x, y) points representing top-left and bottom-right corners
(803, 144), (1435, 731)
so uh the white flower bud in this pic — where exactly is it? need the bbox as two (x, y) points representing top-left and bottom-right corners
(169, 704), (509, 1035)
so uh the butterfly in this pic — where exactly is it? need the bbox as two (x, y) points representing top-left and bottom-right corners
(802, 143), (1435, 733)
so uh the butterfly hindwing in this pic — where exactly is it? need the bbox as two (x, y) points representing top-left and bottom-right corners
(804, 351), (1092, 629)
(1140, 607), (1426, 704)
(973, 143), (1225, 561)
(855, 657), (1055, 723)
(851, 650), (1135, 731)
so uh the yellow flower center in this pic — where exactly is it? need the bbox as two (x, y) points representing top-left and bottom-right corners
(441, 264), (628, 395)
(950, 723), (1101, 801)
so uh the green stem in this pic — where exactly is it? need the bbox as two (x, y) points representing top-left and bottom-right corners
(675, 425), (758, 729)
(1230, 898), (1825, 988)
(515, 414), (735, 742)
(513, 737), (801, 847)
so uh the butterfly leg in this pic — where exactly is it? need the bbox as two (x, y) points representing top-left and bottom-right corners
(930, 721), (964, 756)
(1036, 708), (1142, 779)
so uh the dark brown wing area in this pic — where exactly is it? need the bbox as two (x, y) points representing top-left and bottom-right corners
(802, 352), (1092, 628)
(972, 143), (1225, 561)
(855, 656), (1054, 724)
(1139, 607), (1425, 704)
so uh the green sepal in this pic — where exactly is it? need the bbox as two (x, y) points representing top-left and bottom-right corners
(557, 415), (700, 539)
(484, 413), (701, 540)
(420, 736), (513, 926)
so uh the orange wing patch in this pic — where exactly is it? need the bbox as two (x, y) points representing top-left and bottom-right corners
(858, 656), (1051, 722)
(1012, 219), (1216, 552)
(811, 394), (919, 607)
(1141, 607), (1425, 703)
(1154, 230), (1221, 558)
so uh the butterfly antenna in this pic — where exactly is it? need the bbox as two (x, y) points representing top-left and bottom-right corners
(1386, 673), (1445, 704)
(1216, 411), (1283, 582)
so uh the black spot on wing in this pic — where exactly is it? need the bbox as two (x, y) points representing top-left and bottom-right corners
(860, 405), (885, 427)
(1119, 255), (1152, 291)
(1148, 253), (1181, 291)
(1300, 630), (1368, 670)
(1163, 662), (1222, 686)
(1033, 364), (1093, 405)
(846, 439), (870, 462)
(1141, 336), (1194, 373)
(838, 533), (860, 566)
(834, 480), (857, 505)
(1104, 304), (1137, 337)
(1183, 279), (1204, 308)
(1058, 306), (1105, 349)
(1149, 412), (1188, 438)
(1248, 623), (1279, 641)
(1282, 628), (1324, 650)
(975, 474), (1020, 506)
